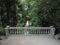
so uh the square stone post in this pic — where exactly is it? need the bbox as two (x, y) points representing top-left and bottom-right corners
(50, 26), (55, 38)
(5, 25), (10, 38)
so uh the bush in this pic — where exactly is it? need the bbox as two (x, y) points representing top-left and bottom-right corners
(0, 27), (5, 36)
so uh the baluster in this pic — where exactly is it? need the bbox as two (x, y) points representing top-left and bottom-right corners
(48, 29), (49, 34)
(22, 29), (23, 34)
(21, 29), (24, 34)
(44, 29), (45, 34)
(41, 29), (43, 34)
(35, 29), (36, 34)
(47, 29), (49, 34)
(22, 29), (24, 34)
(18, 29), (19, 34)
(32, 29), (33, 34)
(42, 29), (45, 34)
(38, 29), (39, 34)
(32, 29), (34, 34)
(30, 29), (31, 34)
(9, 29), (11, 34)
(11, 29), (13, 34)
(23, 29), (24, 34)
(37, 29), (38, 34)
(33, 29), (34, 34)
(27, 29), (29, 35)
(14, 29), (16, 34)
(41, 29), (42, 34)
(10, 29), (12, 34)
(31, 28), (32, 34)
(49, 29), (50, 34)
(43, 29), (44, 34)
(16, 29), (17, 34)
(39, 29), (41, 34)
(45, 29), (46, 34)
(20, 29), (22, 34)
(46, 29), (48, 34)
(20, 29), (21, 34)
(12, 29), (13, 34)
(40, 29), (41, 34)
(33, 29), (35, 34)
(13, 29), (14, 34)
(35, 29), (37, 34)
(15, 29), (16, 34)
(47, 29), (48, 34)
(46, 29), (47, 34)
(14, 30), (16, 34)
(34, 29), (35, 34)
(42, 29), (43, 34)
(23, 29), (25, 34)
(36, 29), (38, 34)
(39, 29), (40, 34)
(37, 29), (39, 34)
(38, 29), (40, 34)
(45, 29), (47, 34)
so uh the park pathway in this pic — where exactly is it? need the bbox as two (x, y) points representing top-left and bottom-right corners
(0, 35), (60, 45)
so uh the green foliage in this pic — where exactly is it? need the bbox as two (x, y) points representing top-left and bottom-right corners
(0, 16), (5, 35)
(1, 0), (60, 28)
(16, 0), (41, 27)
(0, 27), (5, 36)
(37, 0), (60, 27)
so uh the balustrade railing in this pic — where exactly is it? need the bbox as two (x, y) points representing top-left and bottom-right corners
(4, 26), (55, 38)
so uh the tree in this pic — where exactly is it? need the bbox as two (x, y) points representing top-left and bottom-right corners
(37, 0), (60, 34)
(16, 0), (41, 27)
(0, 0), (17, 27)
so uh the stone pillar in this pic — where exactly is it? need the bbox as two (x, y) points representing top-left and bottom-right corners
(50, 26), (55, 38)
(5, 25), (10, 38)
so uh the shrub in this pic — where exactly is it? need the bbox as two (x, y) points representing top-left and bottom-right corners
(0, 27), (5, 36)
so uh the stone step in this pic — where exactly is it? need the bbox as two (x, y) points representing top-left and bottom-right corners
(0, 36), (6, 40)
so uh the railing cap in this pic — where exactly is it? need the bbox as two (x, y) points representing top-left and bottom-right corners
(6, 25), (10, 28)
(50, 26), (53, 28)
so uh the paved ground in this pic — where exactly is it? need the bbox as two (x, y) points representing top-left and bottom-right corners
(0, 35), (60, 45)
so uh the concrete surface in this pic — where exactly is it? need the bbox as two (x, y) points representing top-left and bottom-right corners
(0, 35), (60, 45)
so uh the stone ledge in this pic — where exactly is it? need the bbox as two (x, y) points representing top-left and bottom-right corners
(0, 36), (6, 40)
(55, 33), (60, 40)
